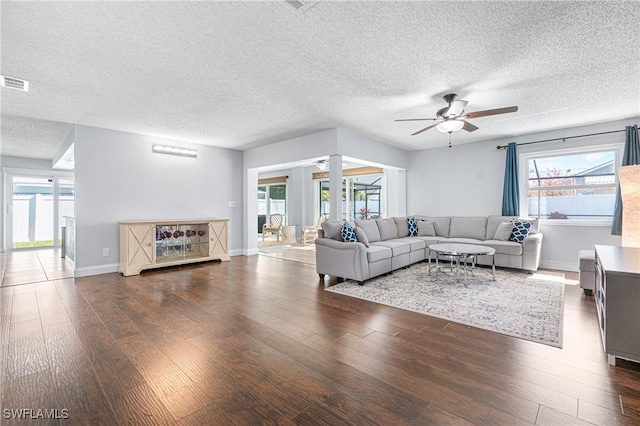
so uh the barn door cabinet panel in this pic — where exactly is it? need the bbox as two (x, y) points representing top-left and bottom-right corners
(119, 219), (230, 276)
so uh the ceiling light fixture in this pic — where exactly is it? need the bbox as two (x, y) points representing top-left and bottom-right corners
(284, 0), (319, 14)
(437, 119), (464, 133)
(315, 160), (327, 171)
(152, 145), (197, 158)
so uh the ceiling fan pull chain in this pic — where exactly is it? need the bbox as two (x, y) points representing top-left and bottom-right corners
(448, 133), (452, 148)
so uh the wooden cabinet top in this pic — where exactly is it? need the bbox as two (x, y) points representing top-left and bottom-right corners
(119, 219), (228, 225)
(595, 245), (640, 277)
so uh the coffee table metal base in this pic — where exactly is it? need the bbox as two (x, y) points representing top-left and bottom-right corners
(428, 244), (496, 282)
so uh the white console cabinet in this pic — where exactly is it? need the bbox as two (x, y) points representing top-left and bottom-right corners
(594, 245), (640, 365)
(119, 219), (230, 276)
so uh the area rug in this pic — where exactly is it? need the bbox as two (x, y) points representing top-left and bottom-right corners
(326, 263), (564, 348)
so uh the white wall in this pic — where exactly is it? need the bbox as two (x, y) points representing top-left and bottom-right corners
(74, 125), (243, 276)
(337, 128), (409, 170)
(407, 139), (502, 216)
(244, 129), (339, 169)
(407, 118), (638, 270)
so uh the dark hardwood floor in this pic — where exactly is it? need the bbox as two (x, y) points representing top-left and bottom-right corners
(1, 254), (640, 425)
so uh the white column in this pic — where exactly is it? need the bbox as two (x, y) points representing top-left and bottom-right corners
(244, 168), (259, 255)
(385, 169), (407, 217)
(53, 177), (60, 247)
(329, 154), (343, 222)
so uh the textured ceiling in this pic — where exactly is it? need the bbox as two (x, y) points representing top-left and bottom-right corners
(1, 1), (639, 159)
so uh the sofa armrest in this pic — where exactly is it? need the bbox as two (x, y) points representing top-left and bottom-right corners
(315, 238), (369, 282)
(522, 232), (543, 271)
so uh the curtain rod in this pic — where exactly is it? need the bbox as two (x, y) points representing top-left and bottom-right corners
(496, 128), (630, 150)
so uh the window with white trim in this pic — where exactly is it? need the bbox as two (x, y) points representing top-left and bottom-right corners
(521, 146), (620, 222)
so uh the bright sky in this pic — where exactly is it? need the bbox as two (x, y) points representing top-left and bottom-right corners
(529, 151), (615, 177)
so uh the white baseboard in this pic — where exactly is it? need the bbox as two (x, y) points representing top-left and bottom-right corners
(74, 250), (252, 278)
(74, 263), (119, 277)
(541, 260), (578, 272)
(64, 256), (75, 270)
(242, 248), (259, 256)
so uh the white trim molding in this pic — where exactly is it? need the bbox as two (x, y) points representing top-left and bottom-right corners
(74, 263), (119, 278)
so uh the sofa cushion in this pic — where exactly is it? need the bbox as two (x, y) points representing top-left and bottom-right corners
(341, 222), (358, 243)
(486, 215), (517, 240)
(414, 216), (451, 237)
(438, 237), (482, 245)
(401, 237), (427, 251)
(417, 220), (436, 236)
(449, 217), (487, 240)
(354, 227), (370, 247)
(481, 240), (523, 256)
(415, 236), (442, 247)
(366, 246), (392, 263)
(394, 217), (410, 237)
(355, 219), (381, 243)
(370, 240), (410, 256)
(493, 221), (514, 241)
(376, 218), (398, 240)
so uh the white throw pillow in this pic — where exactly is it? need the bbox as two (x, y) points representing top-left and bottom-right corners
(494, 221), (513, 241)
(417, 220), (436, 237)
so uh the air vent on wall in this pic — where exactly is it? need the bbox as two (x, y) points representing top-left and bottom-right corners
(284, 0), (319, 14)
(1, 75), (29, 91)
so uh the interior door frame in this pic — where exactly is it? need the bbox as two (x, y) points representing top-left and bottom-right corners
(3, 167), (74, 250)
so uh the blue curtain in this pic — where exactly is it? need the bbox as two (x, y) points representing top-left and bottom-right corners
(611, 125), (640, 235)
(502, 142), (519, 216)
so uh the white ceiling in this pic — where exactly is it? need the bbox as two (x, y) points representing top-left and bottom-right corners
(1, 1), (639, 160)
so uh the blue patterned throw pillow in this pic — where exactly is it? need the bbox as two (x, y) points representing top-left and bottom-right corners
(341, 222), (358, 243)
(509, 220), (532, 243)
(407, 217), (418, 237)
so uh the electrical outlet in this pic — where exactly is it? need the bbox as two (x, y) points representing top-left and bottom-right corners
(103, 248), (110, 257)
(228, 201), (237, 208)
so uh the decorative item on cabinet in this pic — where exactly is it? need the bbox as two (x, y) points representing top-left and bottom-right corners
(619, 164), (640, 248)
(119, 218), (229, 276)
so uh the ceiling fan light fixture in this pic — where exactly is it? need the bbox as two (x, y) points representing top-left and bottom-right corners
(437, 119), (464, 133)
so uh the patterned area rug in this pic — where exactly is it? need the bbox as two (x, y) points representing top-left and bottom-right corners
(326, 262), (564, 348)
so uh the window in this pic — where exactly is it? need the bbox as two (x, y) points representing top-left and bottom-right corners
(319, 174), (382, 221)
(257, 182), (287, 233)
(521, 147), (620, 221)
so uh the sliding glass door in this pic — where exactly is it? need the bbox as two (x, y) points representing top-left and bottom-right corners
(6, 174), (75, 249)
(257, 183), (287, 233)
(11, 176), (54, 248)
(319, 173), (382, 221)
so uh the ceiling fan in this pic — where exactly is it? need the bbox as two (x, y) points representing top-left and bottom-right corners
(396, 93), (518, 137)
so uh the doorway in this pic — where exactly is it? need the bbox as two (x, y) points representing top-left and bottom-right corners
(5, 174), (75, 249)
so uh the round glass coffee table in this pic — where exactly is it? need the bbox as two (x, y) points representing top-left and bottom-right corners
(428, 243), (496, 282)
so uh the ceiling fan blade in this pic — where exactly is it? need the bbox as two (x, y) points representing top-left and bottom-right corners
(462, 120), (479, 132)
(395, 118), (438, 122)
(465, 106), (518, 119)
(411, 122), (440, 136)
(446, 100), (468, 117)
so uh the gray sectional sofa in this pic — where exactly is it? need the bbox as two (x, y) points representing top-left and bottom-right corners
(315, 216), (542, 284)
